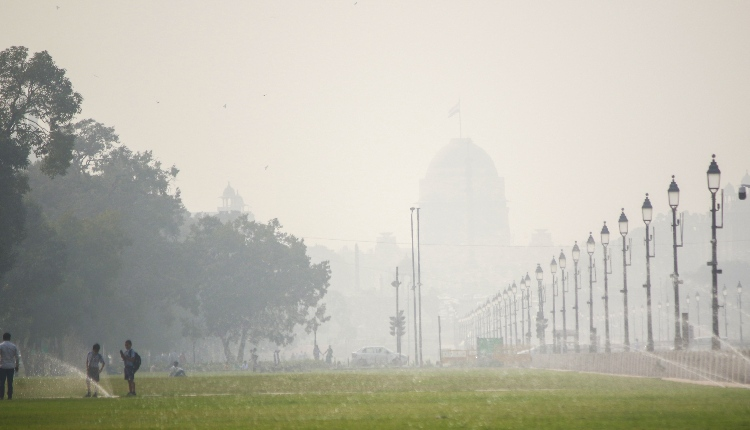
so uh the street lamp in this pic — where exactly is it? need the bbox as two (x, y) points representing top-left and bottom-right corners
(572, 242), (581, 352)
(707, 155), (723, 350)
(525, 273), (532, 345)
(695, 292), (700, 337)
(512, 281), (519, 345)
(586, 233), (597, 353)
(686, 294), (691, 346)
(642, 194), (656, 351)
(601, 221), (612, 353)
(722, 285), (728, 341)
(618, 209), (632, 351)
(668, 175), (684, 350)
(738, 282), (743, 343)
(559, 250), (568, 353)
(520, 277), (527, 345)
(550, 256), (558, 353)
(535, 264), (546, 353)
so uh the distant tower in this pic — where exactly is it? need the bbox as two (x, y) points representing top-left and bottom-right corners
(418, 138), (510, 247)
(218, 182), (246, 214)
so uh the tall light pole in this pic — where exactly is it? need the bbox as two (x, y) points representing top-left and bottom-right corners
(572, 242), (581, 353)
(601, 222), (612, 353)
(503, 288), (510, 344)
(738, 282), (743, 343)
(722, 285), (728, 341)
(510, 281), (523, 345)
(642, 194), (656, 351)
(525, 273), (532, 345)
(586, 233), (597, 353)
(707, 155), (723, 351)
(535, 264), (546, 353)
(520, 277), (526, 345)
(618, 209), (632, 351)
(669, 175), (684, 350)
(658, 302), (662, 344)
(391, 267), (402, 353)
(695, 292), (701, 337)
(559, 250), (568, 353)
(550, 256), (558, 353)
(409, 207), (418, 364)
(686, 294), (691, 346)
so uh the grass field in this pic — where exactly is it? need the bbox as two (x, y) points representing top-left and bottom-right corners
(3, 368), (750, 429)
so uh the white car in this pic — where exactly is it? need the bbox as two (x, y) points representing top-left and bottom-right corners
(351, 346), (407, 366)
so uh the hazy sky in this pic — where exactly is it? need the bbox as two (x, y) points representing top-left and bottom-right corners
(3, 1), (749, 251)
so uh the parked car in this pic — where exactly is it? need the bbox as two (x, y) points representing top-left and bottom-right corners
(351, 346), (407, 366)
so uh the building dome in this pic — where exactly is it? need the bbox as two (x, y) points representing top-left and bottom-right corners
(419, 138), (509, 246)
(425, 139), (499, 181)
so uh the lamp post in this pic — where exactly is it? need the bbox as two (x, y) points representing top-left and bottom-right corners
(707, 155), (723, 350)
(642, 194), (656, 351)
(618, 209), (632, 351)
(722, 286), (728, 341)
(572, 242), (581, 353)
(559, 250), (568, 353)
(658, 302), (662, 344)
(601, 222), (612, 353)
(416, 207), (424, 363)
(668, 175), (684, 350)
(695, 292), (700, 337)
(520, 277), (526, 345)
(550, 256), (558, 353)
(525, 273), (532, 345)
(686, 294), (691, 346)
(409, 207), (419, 364)
(535, 264), (546, 353)
(586, 233), (597, 353)
(738, 282), (743, 343)
(510, 281), (523, 345)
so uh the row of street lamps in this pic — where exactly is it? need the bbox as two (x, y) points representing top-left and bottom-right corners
(460, 154), (745, 352)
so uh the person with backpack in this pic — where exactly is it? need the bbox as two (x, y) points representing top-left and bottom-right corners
(119, 339), (140, 396)
(85, 343), (106, 397)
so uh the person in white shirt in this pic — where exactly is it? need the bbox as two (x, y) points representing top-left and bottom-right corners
(85, 343), (106, 397)
(168, 361), (186, 377)
(0, 332), (20, 400)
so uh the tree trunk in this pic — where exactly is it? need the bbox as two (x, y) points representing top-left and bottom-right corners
(236, 326), (248, 363)
(220, 335), (233, 364)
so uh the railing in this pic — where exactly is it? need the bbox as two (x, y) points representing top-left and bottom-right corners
(530, 350), (750, 386)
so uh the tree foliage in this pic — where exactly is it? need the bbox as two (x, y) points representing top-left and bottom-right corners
(0, 46), (82, 276)
(186, 216), (330, 363)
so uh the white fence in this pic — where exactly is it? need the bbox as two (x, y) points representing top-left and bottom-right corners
(530, 350), (750, 386)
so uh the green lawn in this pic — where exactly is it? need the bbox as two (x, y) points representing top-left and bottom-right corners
(3, 368), (749, 429)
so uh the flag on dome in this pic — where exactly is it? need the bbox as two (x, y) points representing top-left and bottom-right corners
(448, 100), (460, 117)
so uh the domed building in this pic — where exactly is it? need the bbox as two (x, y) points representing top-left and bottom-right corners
(419, 138), (510, 247)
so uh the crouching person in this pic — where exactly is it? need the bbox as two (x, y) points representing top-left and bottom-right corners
(168, 361), (186, 377)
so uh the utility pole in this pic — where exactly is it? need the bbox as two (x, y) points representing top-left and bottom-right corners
(417, 208), (423, 365)
(390, 267), (402, 353)
(410, 208), (418, 365)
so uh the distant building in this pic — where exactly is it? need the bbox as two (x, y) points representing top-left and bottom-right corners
(192, 183), (254, 224)
(218, 182), (246, 214)
(418, 138), (510, 247)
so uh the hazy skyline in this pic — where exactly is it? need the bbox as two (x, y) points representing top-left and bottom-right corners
(3, 1), (749, 252)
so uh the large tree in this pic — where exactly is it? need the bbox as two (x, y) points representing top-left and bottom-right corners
(24, 119), (188, 350)
(186, 216), (330, 363)
(0, 46), (82, 275)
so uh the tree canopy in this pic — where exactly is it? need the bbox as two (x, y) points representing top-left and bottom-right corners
(0, 46), (82, 276)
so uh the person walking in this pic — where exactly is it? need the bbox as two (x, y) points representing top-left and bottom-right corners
(325, 345), (333, 364)
(313, 344), (321, 361)
(0, 333), (20, 400)
(85, 343), (106, 397)
(119, 340), (138, 396)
